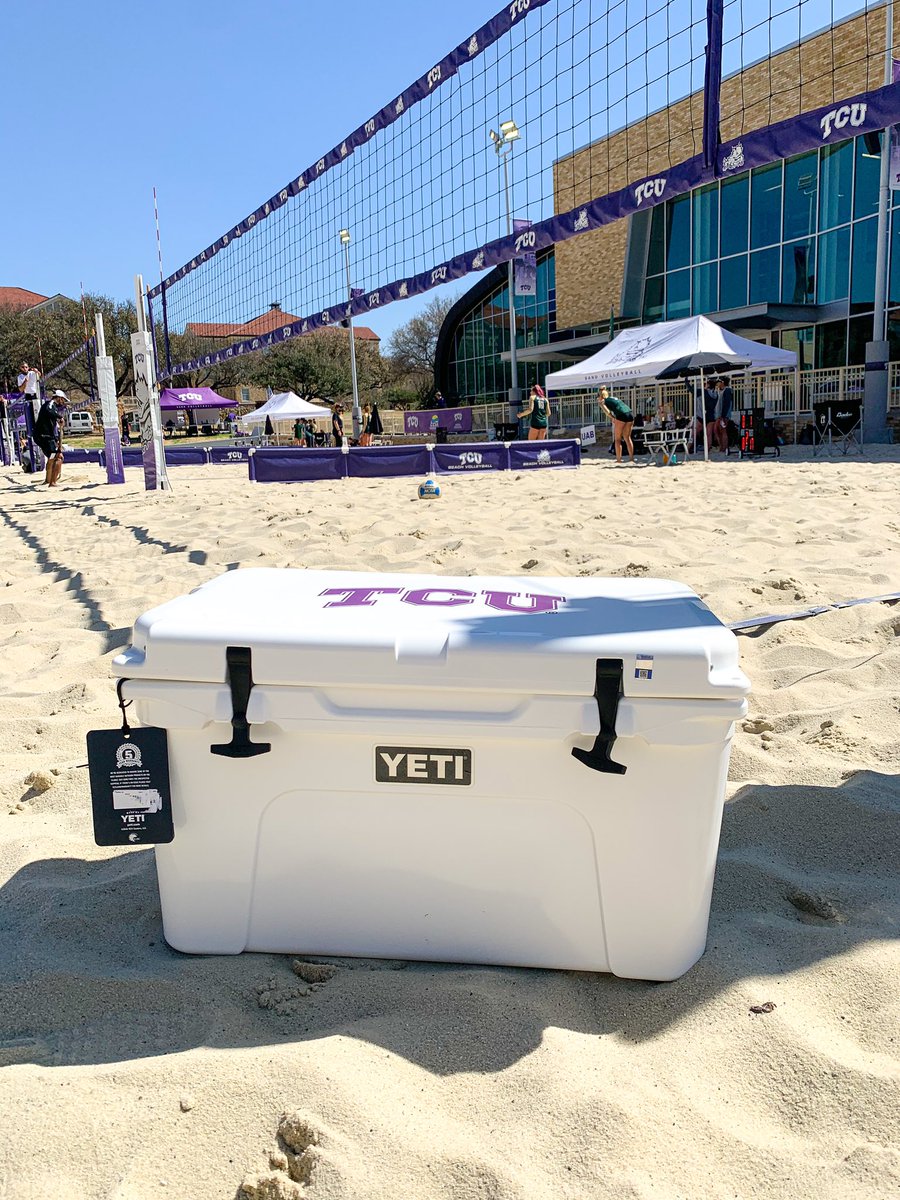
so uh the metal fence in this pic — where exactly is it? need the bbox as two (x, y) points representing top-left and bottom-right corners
(465, 363), (887, 436)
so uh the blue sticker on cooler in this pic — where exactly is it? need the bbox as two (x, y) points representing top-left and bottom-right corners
(635, 654), (654, 681)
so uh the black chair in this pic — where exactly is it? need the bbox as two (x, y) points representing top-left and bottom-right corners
(435, 427), (448, 444)
(201, 423), (213, 436)
(494, 422), (519, 441)
(812, 399), (862, 455)
(187, 424), (199, 438)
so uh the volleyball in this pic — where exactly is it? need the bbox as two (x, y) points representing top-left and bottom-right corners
(417, 478), (441, 500)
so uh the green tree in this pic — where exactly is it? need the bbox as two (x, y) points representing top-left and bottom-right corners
(248, 328), (386, 400)
(0, 293), (137, 398)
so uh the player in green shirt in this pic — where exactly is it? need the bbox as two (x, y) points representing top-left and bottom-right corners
(599, 386), (635, 465)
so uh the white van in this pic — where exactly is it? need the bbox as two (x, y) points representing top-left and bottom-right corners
(67, 410), (94, 434)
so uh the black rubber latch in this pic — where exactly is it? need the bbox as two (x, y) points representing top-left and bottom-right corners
(571, 658), (627, 775)
(211, 646), (271, 758)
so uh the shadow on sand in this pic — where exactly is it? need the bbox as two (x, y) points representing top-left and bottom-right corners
(0, 769), (896, 1075)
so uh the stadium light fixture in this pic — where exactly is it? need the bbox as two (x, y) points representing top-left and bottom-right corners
(489, 119), (522, 420)
(338, 228), (361, 437)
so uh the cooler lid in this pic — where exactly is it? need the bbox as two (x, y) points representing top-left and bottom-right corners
(113, 568), (749, 701)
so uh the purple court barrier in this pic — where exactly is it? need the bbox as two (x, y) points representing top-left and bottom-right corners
(62, 448), (104, 464)
(122, 447), (209, 466)
(209, 445), (251, 464)
(347, 444), (432, 478)
(432, 441), (508, 473)
(508, 439), (581, 470)
(249, 447), (346, 482)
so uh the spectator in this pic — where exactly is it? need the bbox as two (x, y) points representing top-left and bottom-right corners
(33, 390), (67, 487)
(433, 391), (447, 409)
(293, 417), (304, 446)
(360, 403), (372, 446)
(332, 404), (344, 447)
(715, 378), (734, 452)
(698, 379), (718, 453)
(598, 385), (635, 465)
(17, 361), (42, 473)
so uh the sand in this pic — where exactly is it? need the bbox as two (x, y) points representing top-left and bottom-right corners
(0, 448), (898, 1200)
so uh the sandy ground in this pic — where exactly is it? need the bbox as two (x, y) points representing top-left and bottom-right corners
(0, 448), (898, 1200)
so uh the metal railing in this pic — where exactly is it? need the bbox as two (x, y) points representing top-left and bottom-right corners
(463, 362), (892, 436)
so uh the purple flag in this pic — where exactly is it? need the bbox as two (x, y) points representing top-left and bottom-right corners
(513, 218), (537, 297)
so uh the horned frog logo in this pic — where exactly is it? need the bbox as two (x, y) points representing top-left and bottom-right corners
(116, 742), (143, 770)
(609, 336), (652, 364)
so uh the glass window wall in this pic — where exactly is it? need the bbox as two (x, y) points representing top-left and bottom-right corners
(720, 255), (748, 310)
(750, 163), (783, 249)
(720, 175), (749, 257)
(819, 141), (852, 230)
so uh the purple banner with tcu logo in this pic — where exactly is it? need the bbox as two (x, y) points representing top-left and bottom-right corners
(208, 444), (251, 464)
(347, 444), (432, 477)
(508, 439), (581, 470)
(150, 0), (550, 305)
(164, 81), (900, 381)
(432, 442), (508, 473)
(404, 407), (473, 435)
(249, 447), (347, 483)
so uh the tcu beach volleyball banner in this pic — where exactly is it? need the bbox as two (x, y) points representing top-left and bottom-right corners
(249, 440), (581, 483)
(161, 78), (900, 379)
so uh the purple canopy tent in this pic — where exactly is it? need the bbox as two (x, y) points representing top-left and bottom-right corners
(157, 387), (236, 410)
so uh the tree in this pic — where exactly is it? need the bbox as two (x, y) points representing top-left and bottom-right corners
(385, 293), (457, 402)
(0, 293), (138, 398)
(247, 328), (387, 400)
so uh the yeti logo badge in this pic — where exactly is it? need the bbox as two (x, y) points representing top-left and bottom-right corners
(375, 746), (472, 786)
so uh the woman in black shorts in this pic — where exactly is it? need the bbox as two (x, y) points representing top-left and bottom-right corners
(599, 385), (635, 465)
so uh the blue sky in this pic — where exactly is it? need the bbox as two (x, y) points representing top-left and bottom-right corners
(2, 0), (862, 350)
(0, 0), (507, 343)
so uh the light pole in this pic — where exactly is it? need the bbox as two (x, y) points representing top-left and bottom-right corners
(489, 119), (521, 423)
(338, 228), (362, 439)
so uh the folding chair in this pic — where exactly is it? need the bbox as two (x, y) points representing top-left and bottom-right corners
(812, 400), (863, 455)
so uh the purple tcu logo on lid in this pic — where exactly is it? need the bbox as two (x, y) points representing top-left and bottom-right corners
(319, 586), (565, 612)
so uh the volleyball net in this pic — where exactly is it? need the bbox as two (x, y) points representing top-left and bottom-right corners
(152, 0), (899, 379)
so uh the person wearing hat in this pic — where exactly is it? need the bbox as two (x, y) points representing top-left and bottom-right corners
(33, 390), (68, 486)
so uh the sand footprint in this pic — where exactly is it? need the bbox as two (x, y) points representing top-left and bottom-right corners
(241, 1112), (325, 1199)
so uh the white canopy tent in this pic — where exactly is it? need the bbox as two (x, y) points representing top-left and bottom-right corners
(240, 392), (332, 425)
(544, 315), (797, 460)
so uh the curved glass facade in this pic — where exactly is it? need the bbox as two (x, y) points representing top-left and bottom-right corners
(641, 132), (899, 367)
(448, 253), (571, 405)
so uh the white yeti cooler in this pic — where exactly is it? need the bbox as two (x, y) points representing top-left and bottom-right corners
(113, 568), (750, 980)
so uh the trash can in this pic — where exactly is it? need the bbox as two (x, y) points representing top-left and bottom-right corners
(114, 568), (750, 980)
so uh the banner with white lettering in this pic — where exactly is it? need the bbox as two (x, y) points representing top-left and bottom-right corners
(95, 355), (125, 485)
(513, 219), (537, 296)
(130, 331), (170, 492)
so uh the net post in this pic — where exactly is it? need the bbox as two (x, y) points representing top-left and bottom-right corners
(131, 273), (171, 491)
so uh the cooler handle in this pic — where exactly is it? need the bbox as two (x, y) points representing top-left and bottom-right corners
(210, 647), (271, 759)
(571, 658), (627, 775)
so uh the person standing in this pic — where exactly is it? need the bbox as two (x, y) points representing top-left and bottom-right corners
(715, 378), (734, 453)
(331, 404), (344, 447)
(518, 384), (551, 441)
(293, 417), (304, 446)
(598, 385), (635, 464)
(17, 361), (42, 473)
(33, 390), (67, 486)
(702, 380), (718, 453)
(360, 403), (372, 446)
